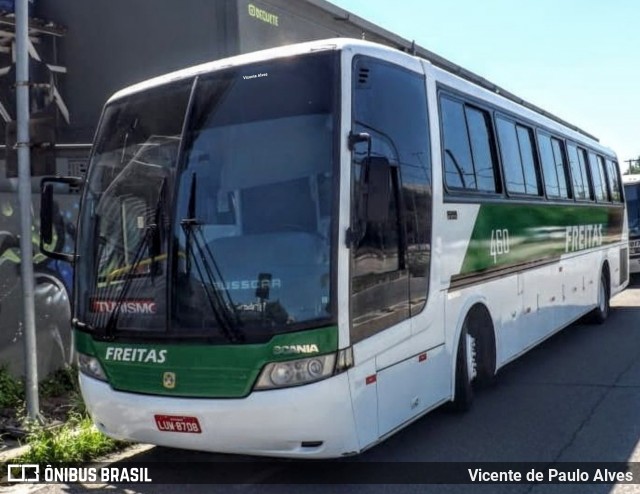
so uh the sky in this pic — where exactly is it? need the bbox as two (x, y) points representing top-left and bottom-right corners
(330, 0), (640, 170)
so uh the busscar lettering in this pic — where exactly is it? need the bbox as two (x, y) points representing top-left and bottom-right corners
(213, 278), (281, 290)
(105, 347), (167, 364)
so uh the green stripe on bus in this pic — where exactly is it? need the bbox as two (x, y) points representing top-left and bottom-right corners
(460, 203), (624, 275)
(76, 326), (338, 398)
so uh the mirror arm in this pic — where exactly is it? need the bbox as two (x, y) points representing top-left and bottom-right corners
(348, 131), (371, 156)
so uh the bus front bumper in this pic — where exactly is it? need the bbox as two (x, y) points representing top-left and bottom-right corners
(79, 372), (360, 459)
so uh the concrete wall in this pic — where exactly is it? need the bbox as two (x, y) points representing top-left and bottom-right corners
(35, 0), (239, 144)
(30, 0), (402, 146)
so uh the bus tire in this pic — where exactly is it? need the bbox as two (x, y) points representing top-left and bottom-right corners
(590, 269), (610, 324)
(468, 306), (497, 388)
(450, 321), (473, 412)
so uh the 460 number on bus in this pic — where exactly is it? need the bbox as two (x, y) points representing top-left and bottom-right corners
(490, 229), (510, 263)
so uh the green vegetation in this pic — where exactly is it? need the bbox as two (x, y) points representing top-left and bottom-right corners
(0, 365), (80, 408)
(0, 366), (23, 408)
(17, 414), (126, 464)
(39, 366), (78, 398)
(0, 365), (126, 465)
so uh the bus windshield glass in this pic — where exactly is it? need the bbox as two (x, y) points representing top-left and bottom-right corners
(75, 52), (337, 340)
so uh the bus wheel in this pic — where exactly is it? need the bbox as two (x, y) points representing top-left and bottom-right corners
(468, 307), (497, 388)
(591, 269), (610, 324)
(450, 321), (475, 412)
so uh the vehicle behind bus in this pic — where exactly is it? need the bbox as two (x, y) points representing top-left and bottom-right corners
(623, 174), (640, 274)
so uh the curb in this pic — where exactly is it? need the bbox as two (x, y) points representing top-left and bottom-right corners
(1, 443), (155, 489)
(0, 440), (154, 465)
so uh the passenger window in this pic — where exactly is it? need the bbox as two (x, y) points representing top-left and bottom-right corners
(440, 97), (499, 193)
(496, 117), (540, 196)
(576, 148), (593, 200)
(550, 138), (570, 198)
(597, 155), (610, 201)
(567, 144), (592, 200)
(516, 126), (539, 195)
(606, 159), (622, 202)
(441, 98), (475, 189)
(589, 152), (608, 202)
(538, 133), (559, 197)
(496, 118), (525, 194)
(465, 106), (499, 192)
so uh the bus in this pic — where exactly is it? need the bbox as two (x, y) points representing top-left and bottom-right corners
(623, 174), (640, 274)
(40, 39), (628, 458)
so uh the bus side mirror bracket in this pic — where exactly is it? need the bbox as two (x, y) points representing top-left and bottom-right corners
(40, 175), (83, 263)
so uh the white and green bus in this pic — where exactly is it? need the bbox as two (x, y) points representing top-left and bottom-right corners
(41, 39), (628, 458)
(623, 174), (640, 273)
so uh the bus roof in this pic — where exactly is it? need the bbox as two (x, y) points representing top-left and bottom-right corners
(108, 37), (600, 145)
(108, 39), (350, 103)
(623, 174), (640, 185)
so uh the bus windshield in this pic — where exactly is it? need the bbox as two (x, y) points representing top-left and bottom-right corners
(75, 52), (337, 340)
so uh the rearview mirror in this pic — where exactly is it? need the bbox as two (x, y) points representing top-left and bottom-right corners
(41, 183), (54, 245)
(40, 176), (84, 263)
(363, 156), (391, 223)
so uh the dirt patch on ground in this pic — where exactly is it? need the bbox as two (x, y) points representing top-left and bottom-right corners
(0, 368), (79, 443)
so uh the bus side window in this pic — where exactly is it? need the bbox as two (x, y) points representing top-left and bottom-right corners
(440, 97), (499, 193)
(550, 137), (571, 199)
(496, 117), (541, 196)
(589, 152), (608, 202)
(440, 97), (474, 189)
(606, 159), (622, 203)
(538, 132), (559, 198)
(567, 144), (593, 201)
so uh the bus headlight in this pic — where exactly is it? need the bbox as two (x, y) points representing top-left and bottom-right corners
(254, 354), (336, 390)
(78, 353), (108, 382)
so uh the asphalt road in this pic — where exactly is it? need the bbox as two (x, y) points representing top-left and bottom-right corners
(7, 275), (640, 494)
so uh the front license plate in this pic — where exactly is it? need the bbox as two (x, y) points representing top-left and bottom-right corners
(154, 415), (202, 433)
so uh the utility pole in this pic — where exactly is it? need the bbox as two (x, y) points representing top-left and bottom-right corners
(626, 159), (640, 174)
(15, 0), (40, 422)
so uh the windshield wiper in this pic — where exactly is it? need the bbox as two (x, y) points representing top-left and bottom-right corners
(181, 172), (244, 343)
(103, 177), (166, 337)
